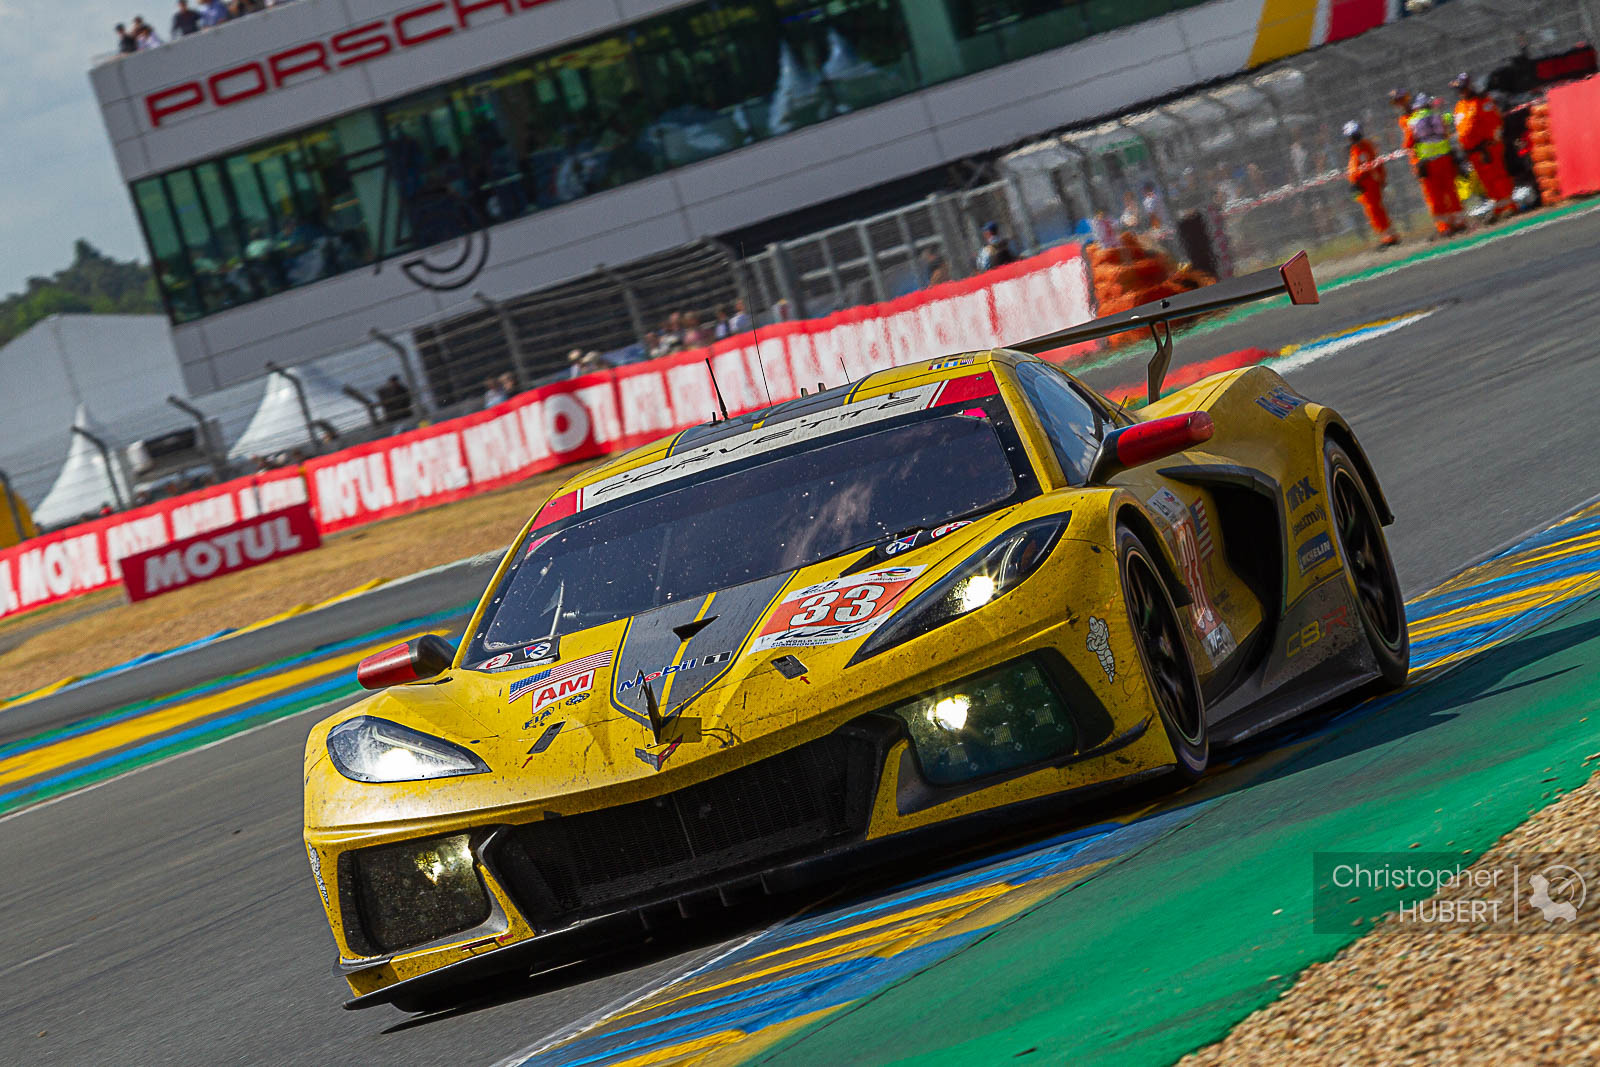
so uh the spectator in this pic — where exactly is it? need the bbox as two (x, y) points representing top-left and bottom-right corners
(199, 0), (230, 27)
(376, 374), (414, 423)
(1288, 137), (1311, 180)
(497, 371), (516, 399)
(115, 23), (138, 53)
(643, 330), (664, 357)
(923, 248), (950, 287)
(682, 310), (708, 349)
(1119, 191), (1141, 231)
(568, 350), (606, 377)
(132, 16), (163, 48)
(975, 221), (1017, 272)
(727, 299), (753, 335)
(1140, 183), (1168, 234)
(712, 305), (732, 340)
(1090, 210), (1117, 247)
(172, 0), (201, 37)
(658, 311), (685, 353)
(482, 374), (509, 408)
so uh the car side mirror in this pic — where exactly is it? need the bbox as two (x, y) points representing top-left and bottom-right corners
(356, 634), (456, 690)
(1087, 412), (1214, 484)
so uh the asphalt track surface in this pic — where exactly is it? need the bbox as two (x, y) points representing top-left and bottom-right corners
(4, 205), (1600, 1064)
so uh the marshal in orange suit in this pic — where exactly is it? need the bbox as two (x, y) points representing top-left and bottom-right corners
(1345, 121), (1399, 246)
(1451, 72), (1516, 218)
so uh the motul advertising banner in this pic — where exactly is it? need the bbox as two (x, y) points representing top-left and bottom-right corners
(0, 470), (311, 621)
(303, 243), (1090, 531)
(122, 504), (322, 602)
(303, 373), (616, 533)
(4, 243), (1089, 619)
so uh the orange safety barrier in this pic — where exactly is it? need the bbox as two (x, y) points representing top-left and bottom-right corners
(1088, 233), (1217, 345)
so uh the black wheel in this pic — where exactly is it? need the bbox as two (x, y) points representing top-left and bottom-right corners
(1325, 440), (1409, 687)
(1117, 525), (1208, 779)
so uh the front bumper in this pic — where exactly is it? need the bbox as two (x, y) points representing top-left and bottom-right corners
(329, 646), (1172, 1010)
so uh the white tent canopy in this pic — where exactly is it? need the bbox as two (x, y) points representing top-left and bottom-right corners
(32, 404), (134, 528)
(227, 366), (374, 462)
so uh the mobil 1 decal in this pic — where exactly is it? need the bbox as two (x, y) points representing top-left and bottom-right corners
(754, 566), (926, 651)
(1145, 489), (1236, 665)
(610, 573), (794, 727)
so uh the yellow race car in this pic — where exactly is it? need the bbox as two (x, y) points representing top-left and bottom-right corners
(304, 254), (1407, 1011)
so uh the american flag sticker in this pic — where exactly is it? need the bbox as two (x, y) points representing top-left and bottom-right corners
(509, 650), (614, 703)
(1189, 500), (1214, 561)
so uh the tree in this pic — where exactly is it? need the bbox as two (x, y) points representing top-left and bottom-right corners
(0, 242), (160, 347)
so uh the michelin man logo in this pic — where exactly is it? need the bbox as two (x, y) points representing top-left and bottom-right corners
(1528, 866), (1585, 922)
(1087, 617), (1116, 683)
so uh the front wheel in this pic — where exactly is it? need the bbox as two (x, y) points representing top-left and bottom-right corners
(1118, 525), (1208, 779)
(1326, 440), (1409, 687)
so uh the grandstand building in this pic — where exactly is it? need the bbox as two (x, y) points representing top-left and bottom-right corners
(90, 0), (1399, 396)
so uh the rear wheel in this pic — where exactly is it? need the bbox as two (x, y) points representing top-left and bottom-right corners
(1118, 525), (1208, 779)
(1326, 440), (1409, 687)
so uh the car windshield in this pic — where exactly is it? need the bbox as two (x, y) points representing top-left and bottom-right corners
(472, 403), (1028, 654)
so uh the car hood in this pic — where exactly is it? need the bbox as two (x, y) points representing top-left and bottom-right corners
(308, 507), (1043, 826)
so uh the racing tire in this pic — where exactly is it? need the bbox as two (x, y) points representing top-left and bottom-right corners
(1325, 440), (1410, 688)
(1117, 525), (1208, 780)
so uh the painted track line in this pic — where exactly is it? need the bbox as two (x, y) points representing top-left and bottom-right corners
(0, 695), (349, 827)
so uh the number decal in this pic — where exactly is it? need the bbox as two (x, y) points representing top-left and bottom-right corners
(791, 591), (840, 627)
(834, 584), (885, 623)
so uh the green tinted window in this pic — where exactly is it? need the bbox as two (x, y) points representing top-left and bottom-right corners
(130, 0), (1199, 324)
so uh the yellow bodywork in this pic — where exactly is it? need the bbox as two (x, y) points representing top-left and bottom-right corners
(0, 482), (36, 548)
(304, 350), (1377, 1003)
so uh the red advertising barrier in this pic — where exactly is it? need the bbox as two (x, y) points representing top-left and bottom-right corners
(304, 243), (1092, 530)
(122, 504), (321, 602)
(1547, 74), (1600, 198)
(0, 470), (310, 621)
(3, 243), (1090, 619)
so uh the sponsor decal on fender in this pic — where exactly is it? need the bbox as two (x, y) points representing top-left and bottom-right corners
(1146, 491), (1232, 665)
(1256, 386), (1306, 419)
(1086, 617), (1115, 682)
(1297, 532), (1337, 575)
(753, 566), (925, 651)
(475, 639), (558, 673)
(1291, 504), (1327, 539)
(1286, 476), (1319, 511)
(121, 504), (320, 601)
(509, 650), (613, 724)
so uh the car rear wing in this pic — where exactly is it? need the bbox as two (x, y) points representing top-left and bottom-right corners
(1010, 251), (1319, 405)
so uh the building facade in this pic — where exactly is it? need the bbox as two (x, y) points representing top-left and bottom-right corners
(91, 0), (1397, 396)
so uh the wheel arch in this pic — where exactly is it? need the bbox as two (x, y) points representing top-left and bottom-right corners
(1115, 503), (1193, 610)
(1322, 420), (1394, 526)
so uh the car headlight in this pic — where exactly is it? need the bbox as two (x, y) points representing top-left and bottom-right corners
(326, 717), (489, 784)
(851, 514), (1069, 663)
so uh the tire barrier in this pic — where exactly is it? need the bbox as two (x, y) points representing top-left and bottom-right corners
(1526, 100), (1563, 205)
(1088, 233), (1218, 346)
